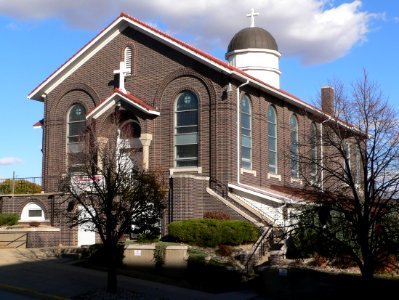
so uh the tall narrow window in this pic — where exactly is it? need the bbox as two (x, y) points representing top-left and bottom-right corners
(124, 46), (132, 76)
(355, 144), (361, 185)
(268, 106), (277, 174)
(175, 91), (198, 167)
(118, 120), (142, 169)
(67, 103), (86, 172)
(290, 114), (299, 178)
(241, 95), (252, 169)
(344, 142), (351, 180)
(310, 122), (317, 182)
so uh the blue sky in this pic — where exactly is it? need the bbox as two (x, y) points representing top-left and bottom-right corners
(0, 0), (398, 179)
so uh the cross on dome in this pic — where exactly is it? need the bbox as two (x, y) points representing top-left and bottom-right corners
(246, 8), (259, 28)
(113, 61), (129, 93)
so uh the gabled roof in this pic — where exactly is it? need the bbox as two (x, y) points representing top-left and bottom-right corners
(86, 88), (159, 120)
(27, 12), (328, 119)
(33, 119), (44, 128)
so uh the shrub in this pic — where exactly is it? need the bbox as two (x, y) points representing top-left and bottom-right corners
(168, 219), (259, 247)
(216, 244), (232, 257)
(0, 213), (19, 226)
(153, 242), (167, 269)
(82, 243), (125, 267)
(136, 233), (160, 243)
(204, 211), (231, 220)
(0, 179), (41, 194)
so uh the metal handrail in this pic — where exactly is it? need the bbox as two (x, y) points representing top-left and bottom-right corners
(245, 226), (272, 274)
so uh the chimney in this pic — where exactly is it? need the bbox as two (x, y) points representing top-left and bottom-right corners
(321, 86), (334, 115)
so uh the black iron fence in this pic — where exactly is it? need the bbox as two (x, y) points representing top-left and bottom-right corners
(0, 177), (43, 195)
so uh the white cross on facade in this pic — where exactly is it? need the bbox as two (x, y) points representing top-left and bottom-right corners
(246, 8), (259, 28)
(113, 61), (129, 93)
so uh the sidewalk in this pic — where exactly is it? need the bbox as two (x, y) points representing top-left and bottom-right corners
(0, 248), (270, 300)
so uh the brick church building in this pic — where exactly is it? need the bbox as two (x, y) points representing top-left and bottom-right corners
(2, 11), (339, 248)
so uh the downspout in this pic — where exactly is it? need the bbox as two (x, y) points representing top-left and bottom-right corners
(237, 80), (249, 184)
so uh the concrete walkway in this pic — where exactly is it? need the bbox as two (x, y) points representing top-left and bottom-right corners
(0, 248), (270, 300)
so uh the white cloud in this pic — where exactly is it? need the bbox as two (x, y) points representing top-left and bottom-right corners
(0, 0), (379, 64)
(0, 157), (23, 165)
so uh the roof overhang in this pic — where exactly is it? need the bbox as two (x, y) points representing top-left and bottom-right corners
(33, 119), (44, 129)
(26, 12), (362, 135)
(228, 183), (309, 206)
(26, 12), (328, 119)
(86, 89), (159, 120)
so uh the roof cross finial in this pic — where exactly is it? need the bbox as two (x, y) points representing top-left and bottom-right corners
(246, 8), (259, 28)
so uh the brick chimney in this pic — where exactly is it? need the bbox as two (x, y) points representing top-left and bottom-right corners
(321, 86), (334, 115)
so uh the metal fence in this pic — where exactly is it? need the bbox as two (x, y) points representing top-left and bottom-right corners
(0, 177), (43, 195)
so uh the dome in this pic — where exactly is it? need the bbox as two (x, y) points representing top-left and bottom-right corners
(227, 27), (278, 53)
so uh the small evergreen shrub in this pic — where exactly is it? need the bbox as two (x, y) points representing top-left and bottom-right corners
(153, 242), (167, 269)
(0, 213), (19, 226)
(168, 219), (259, 247)
(136, 233), (160, 243)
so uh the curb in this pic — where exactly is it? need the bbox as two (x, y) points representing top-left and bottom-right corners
(0, 283), (68, 300)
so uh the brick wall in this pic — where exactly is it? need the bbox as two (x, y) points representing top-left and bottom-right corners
(39, 22), (333, 233)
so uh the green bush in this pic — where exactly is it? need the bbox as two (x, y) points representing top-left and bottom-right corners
(167, 219), (259, 247)
(0, 213), (19, 226)
(0, 179), (41, 194)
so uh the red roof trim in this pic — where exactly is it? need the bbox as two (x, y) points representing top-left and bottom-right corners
(86, 88), (159, 119)
(114, 88), (159, 113)
(28, 14), (123, 98)
(29, 11), (325, 118)
(118, 12), (324, 113)
(33, 119), (44, 128)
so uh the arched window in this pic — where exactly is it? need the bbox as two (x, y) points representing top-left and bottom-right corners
(120, 120), (141, 139)
(290, 114), (299, 178)
(310, 122), (317, 182)
(175, 91), (198, 167)
(20, 202), (45, 222)
(67, 103), (86, 172)
(118, 120), (142, 169)
(241, 95), (252, 169)
(124, 46), (132, 76)
(268, 106), (277, 174)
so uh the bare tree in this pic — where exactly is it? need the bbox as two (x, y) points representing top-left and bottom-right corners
(290, 69), (399, 279)
(63, 117), (166, 293)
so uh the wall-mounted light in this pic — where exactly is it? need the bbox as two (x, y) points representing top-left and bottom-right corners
(226, 82), (233, 93)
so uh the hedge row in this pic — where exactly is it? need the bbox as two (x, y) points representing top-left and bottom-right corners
(167, 219), (260, 247)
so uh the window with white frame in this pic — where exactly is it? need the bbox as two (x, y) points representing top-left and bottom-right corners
(290, 114), (299, 178)
(241, 95), (252, 169)
(67, 103), (86, 173)
(268, 105), (277, 174)
(175, 91), (198, 167)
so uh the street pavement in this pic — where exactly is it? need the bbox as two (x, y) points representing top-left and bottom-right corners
(0, 248), (271, 300)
